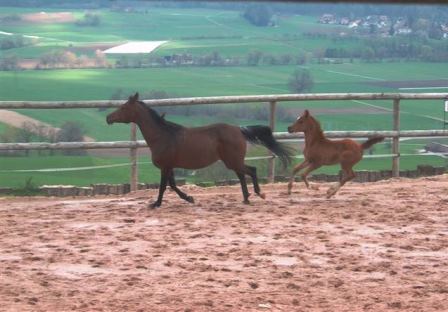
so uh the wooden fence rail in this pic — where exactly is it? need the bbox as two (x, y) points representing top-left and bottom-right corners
(1, 92), (448, 188)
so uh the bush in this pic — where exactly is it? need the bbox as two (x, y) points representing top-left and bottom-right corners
(288, 68), (314, 93)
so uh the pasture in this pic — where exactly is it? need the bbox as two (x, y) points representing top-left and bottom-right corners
(1, 176), (447, 311)
(1, 5), (447, 188)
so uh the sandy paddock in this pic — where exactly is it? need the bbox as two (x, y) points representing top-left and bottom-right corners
(0, 175), (447, 311)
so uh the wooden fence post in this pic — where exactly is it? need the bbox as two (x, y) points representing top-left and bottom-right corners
(268, 101), (277, 183)
(392, 99), (400, 177)
(130, 123), (138, 191)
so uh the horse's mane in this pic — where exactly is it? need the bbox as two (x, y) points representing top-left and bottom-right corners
(137, 101), (183, 134)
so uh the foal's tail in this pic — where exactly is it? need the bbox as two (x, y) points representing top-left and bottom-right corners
(361, 136), (385, 150)
(241, 125), (294, 169)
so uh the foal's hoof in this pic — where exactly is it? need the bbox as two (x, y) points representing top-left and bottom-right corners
(149, 201), (161, 209)
(186, 196), (195, 204)
(326, 187), (338, 199)
(287, 183), (293, 195)
(309, 184), (320, 191)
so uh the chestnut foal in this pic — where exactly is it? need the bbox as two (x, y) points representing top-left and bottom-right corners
(287, 110), (384, 198)
(107, 93), (293, 208)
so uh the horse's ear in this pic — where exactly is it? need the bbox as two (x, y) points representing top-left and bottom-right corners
(128, 92), (139, 104)
(304, 109), (310, 117)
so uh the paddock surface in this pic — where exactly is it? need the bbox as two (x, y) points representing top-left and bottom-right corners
(1, 176), (447, 312)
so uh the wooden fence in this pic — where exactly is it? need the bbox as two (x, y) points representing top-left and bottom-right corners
(1, 93), (448, 190)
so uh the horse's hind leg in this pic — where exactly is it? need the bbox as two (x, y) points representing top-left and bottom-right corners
(244, 165), (265, 199)
(235, 171), (250, 204)
(168, 170), (194, 204)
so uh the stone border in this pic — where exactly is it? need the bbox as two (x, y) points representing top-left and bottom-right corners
(0, 166), (445, 197)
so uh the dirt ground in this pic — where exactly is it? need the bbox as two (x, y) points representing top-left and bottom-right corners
(1, 176), (447, 312)
(21, 12), (75, 24)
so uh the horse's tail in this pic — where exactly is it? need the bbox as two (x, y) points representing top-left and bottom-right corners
(361, 136), (385, 150)
(240, 125), (294, 169)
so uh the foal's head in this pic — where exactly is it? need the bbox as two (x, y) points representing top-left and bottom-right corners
(106, 92), (141, 124)
(287, 109), (320, 133)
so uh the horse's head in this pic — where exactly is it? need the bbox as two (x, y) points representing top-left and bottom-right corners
(106, 92), (140, 125)
(287, 109), (313, 133)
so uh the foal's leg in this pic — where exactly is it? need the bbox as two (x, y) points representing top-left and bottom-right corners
(150, 169), (169, 208)
(168, 170), (194, 204)
(300, 163), (321, 189)
(287, 160), (309, 194)
(326, 164), (356, 198)
(244, 165), (265, 199)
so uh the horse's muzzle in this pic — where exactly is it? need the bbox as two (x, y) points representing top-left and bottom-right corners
(287, 126), (293, 133)
(106, 115), (114, 125)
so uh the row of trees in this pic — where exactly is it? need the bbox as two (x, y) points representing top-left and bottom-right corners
(109, 80), (313, 124)
(116, 50), (310, 69)
(0, 35), (34, 51)
(37, 49), (109, 69)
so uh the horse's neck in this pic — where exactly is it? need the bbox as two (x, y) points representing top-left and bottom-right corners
(135, 112), (168, 147)
(304, 121), (325, 147)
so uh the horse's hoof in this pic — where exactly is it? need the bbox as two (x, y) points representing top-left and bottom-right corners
(243, 199), (250, 205)
(149, 201), (161, 209)
(186, 196), (195, 204)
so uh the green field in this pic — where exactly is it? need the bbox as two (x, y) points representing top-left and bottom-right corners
(1, 5), (447, 188)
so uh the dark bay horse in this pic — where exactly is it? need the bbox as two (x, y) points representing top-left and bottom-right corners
(107, 93), (293, 208)
(287, 109), (384, 198)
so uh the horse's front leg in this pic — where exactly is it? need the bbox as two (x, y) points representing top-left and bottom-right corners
(149, 169), (169, 208)
(287, 160), (309, 194)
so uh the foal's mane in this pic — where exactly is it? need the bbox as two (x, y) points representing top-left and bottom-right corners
(306, 114), (325, 140)
(137, 101), (183, 134)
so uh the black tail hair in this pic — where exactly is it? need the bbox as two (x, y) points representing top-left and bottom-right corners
(361, 136), (385, 150)
(241, 125), (294, 169)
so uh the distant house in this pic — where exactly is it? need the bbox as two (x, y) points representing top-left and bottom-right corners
(319, 14), (336, 24)
(340, 17), (350, 26)
(348, 20), (361, 29)
(396, 27), (412, 35)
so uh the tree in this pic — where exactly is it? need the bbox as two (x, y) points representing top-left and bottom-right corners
(56, 122), (86, 156)
(0, 55), (19, 71)
(76, 13), (101, 27)
(243, 5), (273, 27)
(247, 50), (263, 66)
(361, 47), (375, 62)
(288, 68), (314, 93)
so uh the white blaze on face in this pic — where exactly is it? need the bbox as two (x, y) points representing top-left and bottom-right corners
(296, 116), (302, 121)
